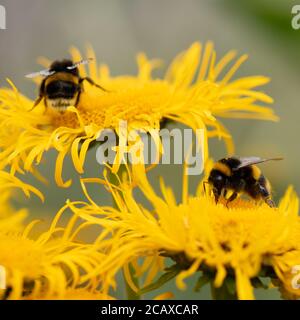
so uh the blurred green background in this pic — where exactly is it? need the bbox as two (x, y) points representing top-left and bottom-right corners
(0, 0), (299, 299)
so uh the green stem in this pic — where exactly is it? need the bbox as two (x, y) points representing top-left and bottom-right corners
(123, 264), (141, 300)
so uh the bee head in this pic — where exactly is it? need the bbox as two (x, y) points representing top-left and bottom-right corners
(49, 59), (79, 76)
(25, 58), (93, 79)
(208, 169), (226, 191)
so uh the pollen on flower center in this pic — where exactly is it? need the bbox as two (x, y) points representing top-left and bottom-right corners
(217, 197), (264, 210)
(49, 79), (172, 130)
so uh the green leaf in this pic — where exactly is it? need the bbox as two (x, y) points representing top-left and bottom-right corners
(251, 277), (268, 289)
(225, 276), (236, 295)
(194, 273), (211, 292)
(138, 264), (181, 295)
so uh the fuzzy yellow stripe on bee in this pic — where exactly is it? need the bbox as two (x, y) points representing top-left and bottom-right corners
(251, 165), (261, 180)
(214, 162), (231, 176)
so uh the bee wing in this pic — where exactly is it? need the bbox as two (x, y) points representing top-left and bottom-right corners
(235, 157), (283, 170)
(25, 69), (55, 78)
(66, 58), (93, 70)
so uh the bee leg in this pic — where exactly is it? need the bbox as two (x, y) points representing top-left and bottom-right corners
(214, 195), (219, 204)
(29, 95), (43, 111)
(74, 89), (82, 108)
(213, 188), (221, 204)
(80, 77), (109, 92)
(226, 192), (238, 208)
(42, 99), (49, 114)
(265, 198), (275, 208)
(203, 181), (209, 194)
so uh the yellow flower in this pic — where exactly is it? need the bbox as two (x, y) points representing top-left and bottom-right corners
(0, 205), (106, 300)
(69, 165), (300, 300)
(0, 42), (277, 187)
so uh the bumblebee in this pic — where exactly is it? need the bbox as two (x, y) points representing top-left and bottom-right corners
(26, 58), (106, 112)
(206, 157), (282, 207)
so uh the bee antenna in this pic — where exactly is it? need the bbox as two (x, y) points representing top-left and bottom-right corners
(67, 58), (93, 70)
(25, 68), (55, 79)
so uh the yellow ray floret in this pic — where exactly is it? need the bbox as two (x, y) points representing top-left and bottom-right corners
(0, 170), (43, 201)
(0, 170), (44, 231)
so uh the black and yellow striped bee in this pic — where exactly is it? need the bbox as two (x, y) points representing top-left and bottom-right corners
(26, 58), (106, 112)
(206, 157), (283, 207)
